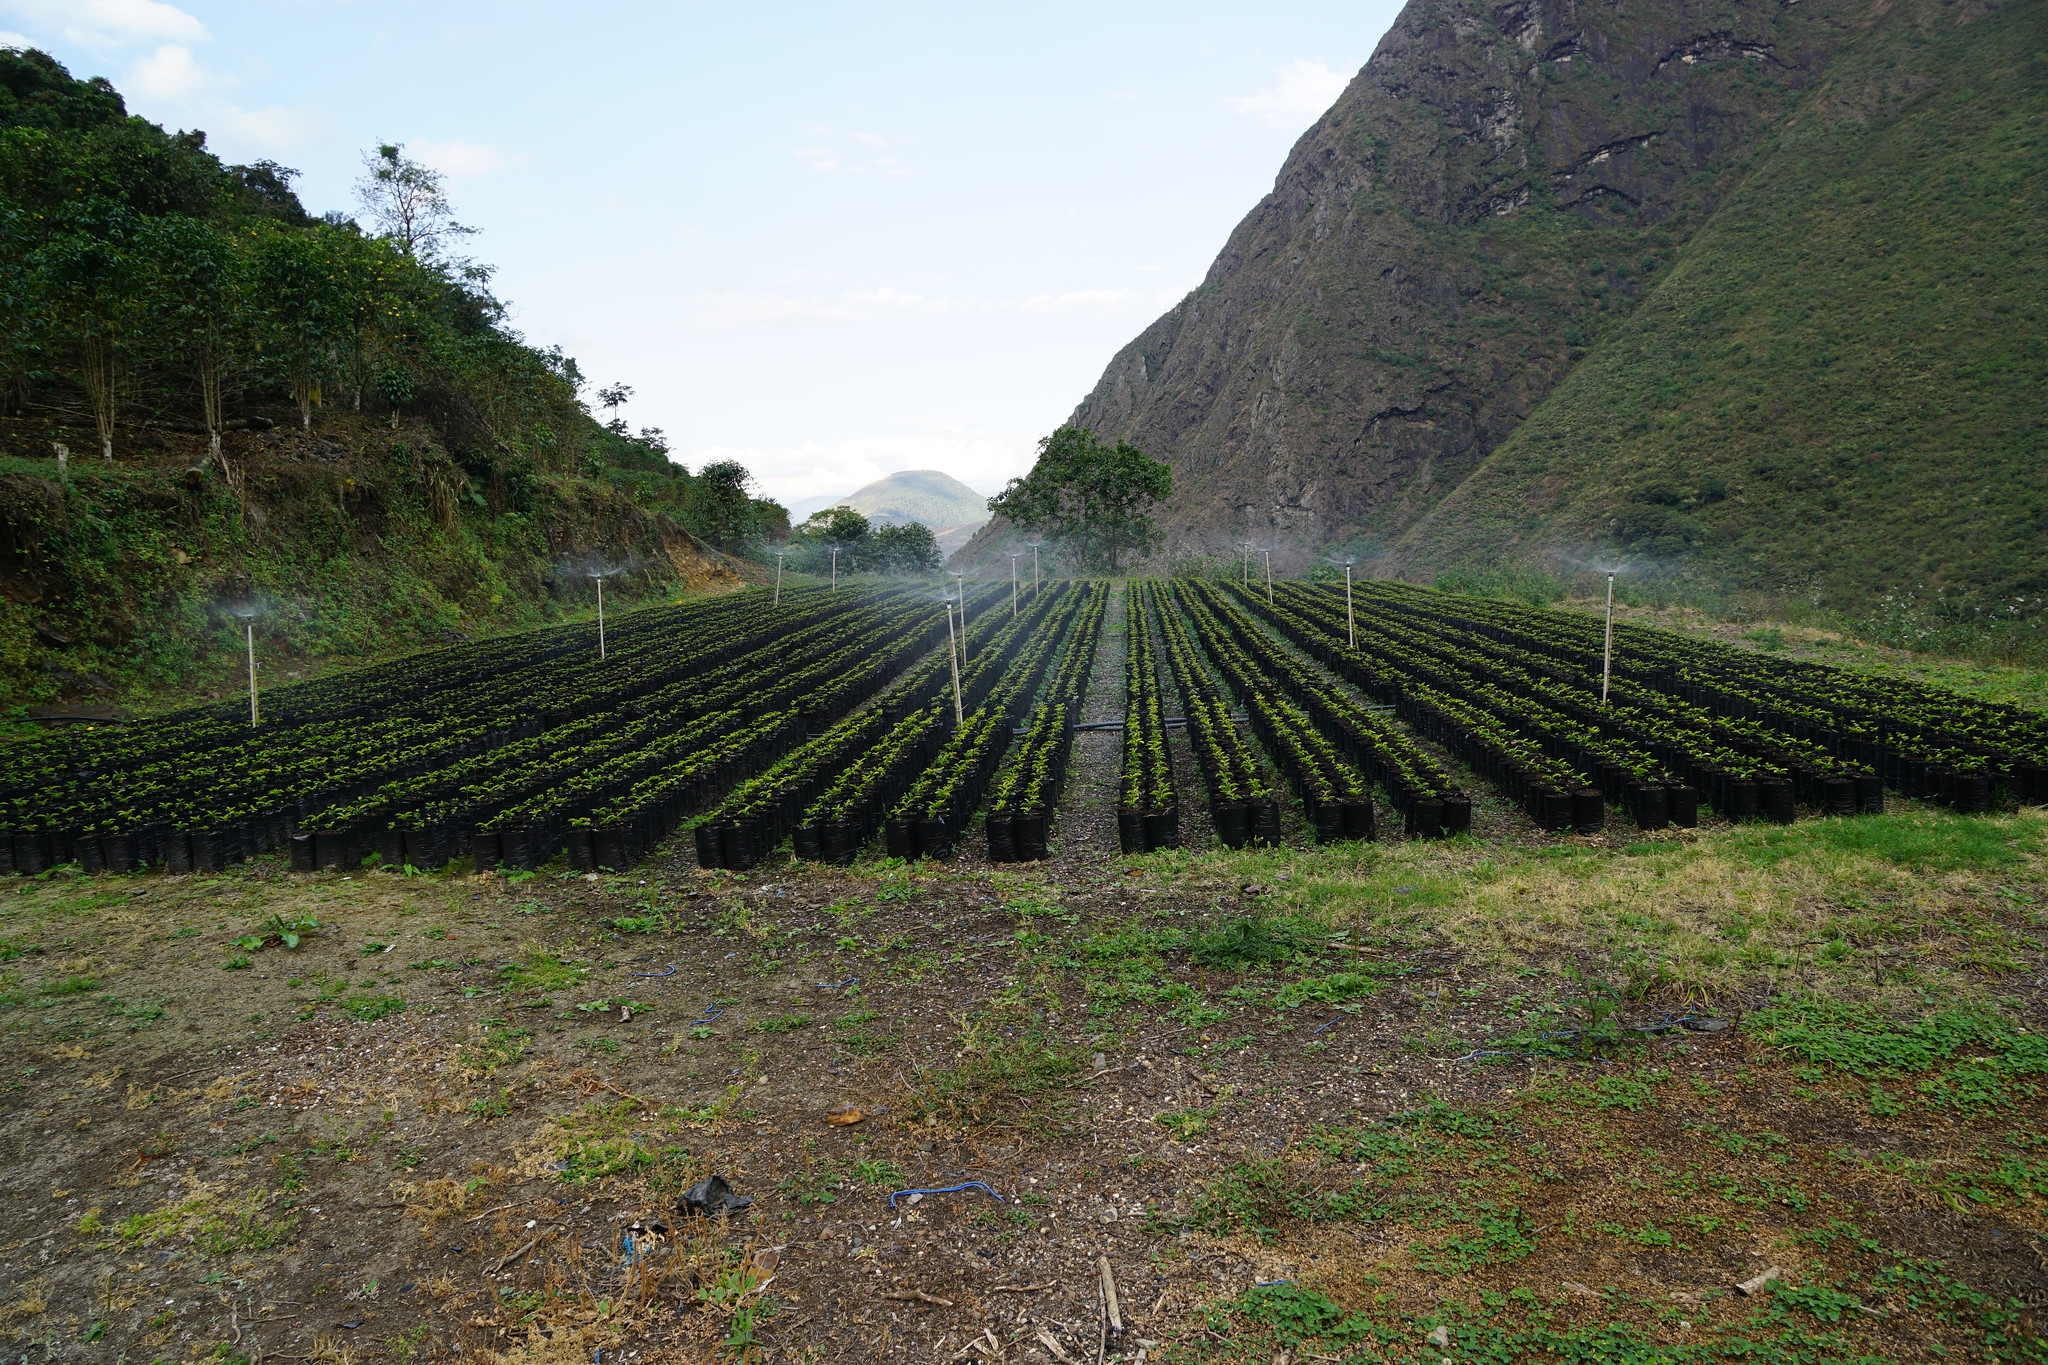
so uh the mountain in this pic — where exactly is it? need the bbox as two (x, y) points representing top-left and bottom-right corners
(957, 0), (2045, 647)
(1390, 0), (2047, 625)
(801, 470), (990, 553)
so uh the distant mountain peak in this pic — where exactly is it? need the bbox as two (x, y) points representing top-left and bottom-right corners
(792, 469), (990, 531)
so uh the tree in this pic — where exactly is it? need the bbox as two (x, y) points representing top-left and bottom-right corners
(801, 507), (870, 545)
(248, 226), (353, 428)
(689, 459), (761, 552)
(32, 201), (143, 460)
(596, 382), (631, 432)
(987, 426), (1173, 573)
(354, 142), (474, 259)
(137, 214), (240, 457)
(869, 522), (941, 574)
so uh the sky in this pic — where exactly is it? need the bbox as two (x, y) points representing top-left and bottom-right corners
(3, 0), (1404, 509)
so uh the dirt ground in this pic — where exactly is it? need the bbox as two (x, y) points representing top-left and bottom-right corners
(5, 794), (2048, 1364)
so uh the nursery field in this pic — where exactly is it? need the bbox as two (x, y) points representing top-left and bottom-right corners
(4, 584), (2048, 1363)
(6, 579), (2046, 885)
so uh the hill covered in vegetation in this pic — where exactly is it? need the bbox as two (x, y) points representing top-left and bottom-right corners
(964, 0), (2044, 658)
(0, 49), (784, 712)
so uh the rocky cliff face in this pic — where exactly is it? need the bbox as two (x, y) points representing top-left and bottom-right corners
(963, 0), (1865, 568)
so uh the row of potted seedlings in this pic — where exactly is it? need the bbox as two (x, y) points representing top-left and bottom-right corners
(1362, 583), (2048, 811)
(1147, 583), (1283, 847)
(1264, 584), (1884, 827)
(1176, 581), (1469, 837)
(1, 586), (918, 876)
(868, 584), (1099, 863)
(1116, 589), (1179, 854)
(982, 584), (1109, 863)
(692, 583), (1041, 869)
(288, 591), (946, 872)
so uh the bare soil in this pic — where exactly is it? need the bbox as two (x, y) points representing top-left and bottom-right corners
(5, 800), (2047, 1364)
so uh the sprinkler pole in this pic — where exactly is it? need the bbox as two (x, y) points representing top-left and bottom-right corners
(245, 621), (259, 726)
(773, 551), (785, 605)
(1262, 550), (1274, 605)
(952, 574), (968, 667)
(1601, 573), (1616, 705)
(1031, 542), (1041, 593)
(1009, 555), (1019, 617)
(830, 546), (839, 591)
(943, 598), (964, 726)
(596, 576), (606, 659)
(1345, 564), (1356, 651)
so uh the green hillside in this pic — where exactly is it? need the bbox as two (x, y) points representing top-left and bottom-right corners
(0, 50), (786, 712)
(1395, 0), (2048, 656)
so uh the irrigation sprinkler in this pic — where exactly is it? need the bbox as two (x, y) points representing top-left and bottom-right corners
(1602, 572), (1616, 705)
(1009, 553), (1021, 617)
(951, 573), (968, 667)
(1240, 542), (1253, 586)
(772, 549), (787, 606)
(224, 600), (261, 725)
(1261, 549), (1274, 605)
(830, 545), (840, 591)
(585, 563), (625, 658)
(942, 594), (965, 726)
(1333, 557), (1357, 650)
(1027, 541), (1043, 593)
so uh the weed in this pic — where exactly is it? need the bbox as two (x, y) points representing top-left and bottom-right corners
(337, 994), (405, 1022)
(469, 1088), (515, 1120)
(1411, 1202), (1540, 1272)
(1190, 913), (1317, 969)
(457, 1024), (529, 1076)
(1752, 995), (2048, 1116)
(497, 952), (590, 995)
(115, 1184), (296, 1255)
(1272, 971), (1378, 1008)
(751, 1013), (811, 1033)
(1156, 1108), (1215, 1140)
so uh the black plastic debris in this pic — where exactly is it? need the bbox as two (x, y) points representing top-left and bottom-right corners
(1681, 1017), (1732, 1033)
(678, 1175), (754, 1218)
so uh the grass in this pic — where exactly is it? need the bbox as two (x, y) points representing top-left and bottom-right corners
(1140, 808), (2048, 1003)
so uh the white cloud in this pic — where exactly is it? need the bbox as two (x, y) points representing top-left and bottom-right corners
(1227, 58), (1348, 130)
(411, 140), (507, 177)
(3, 0), (206, 48)
(0, 29), (35, 47)
(202, 101), (333, 154)
(124, 42), (206, 98)
(793, 126), (910, 176)
(688, 433), (1032, 508)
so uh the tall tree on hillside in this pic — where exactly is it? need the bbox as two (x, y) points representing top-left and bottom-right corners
(248, 226), (353, 429)
(354, 142), (474, 259)
(987, 426), (1173, 573)
(32, 202), (142, 460)
(139, 215), (241, 459)
(690, 459), (762, 552)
